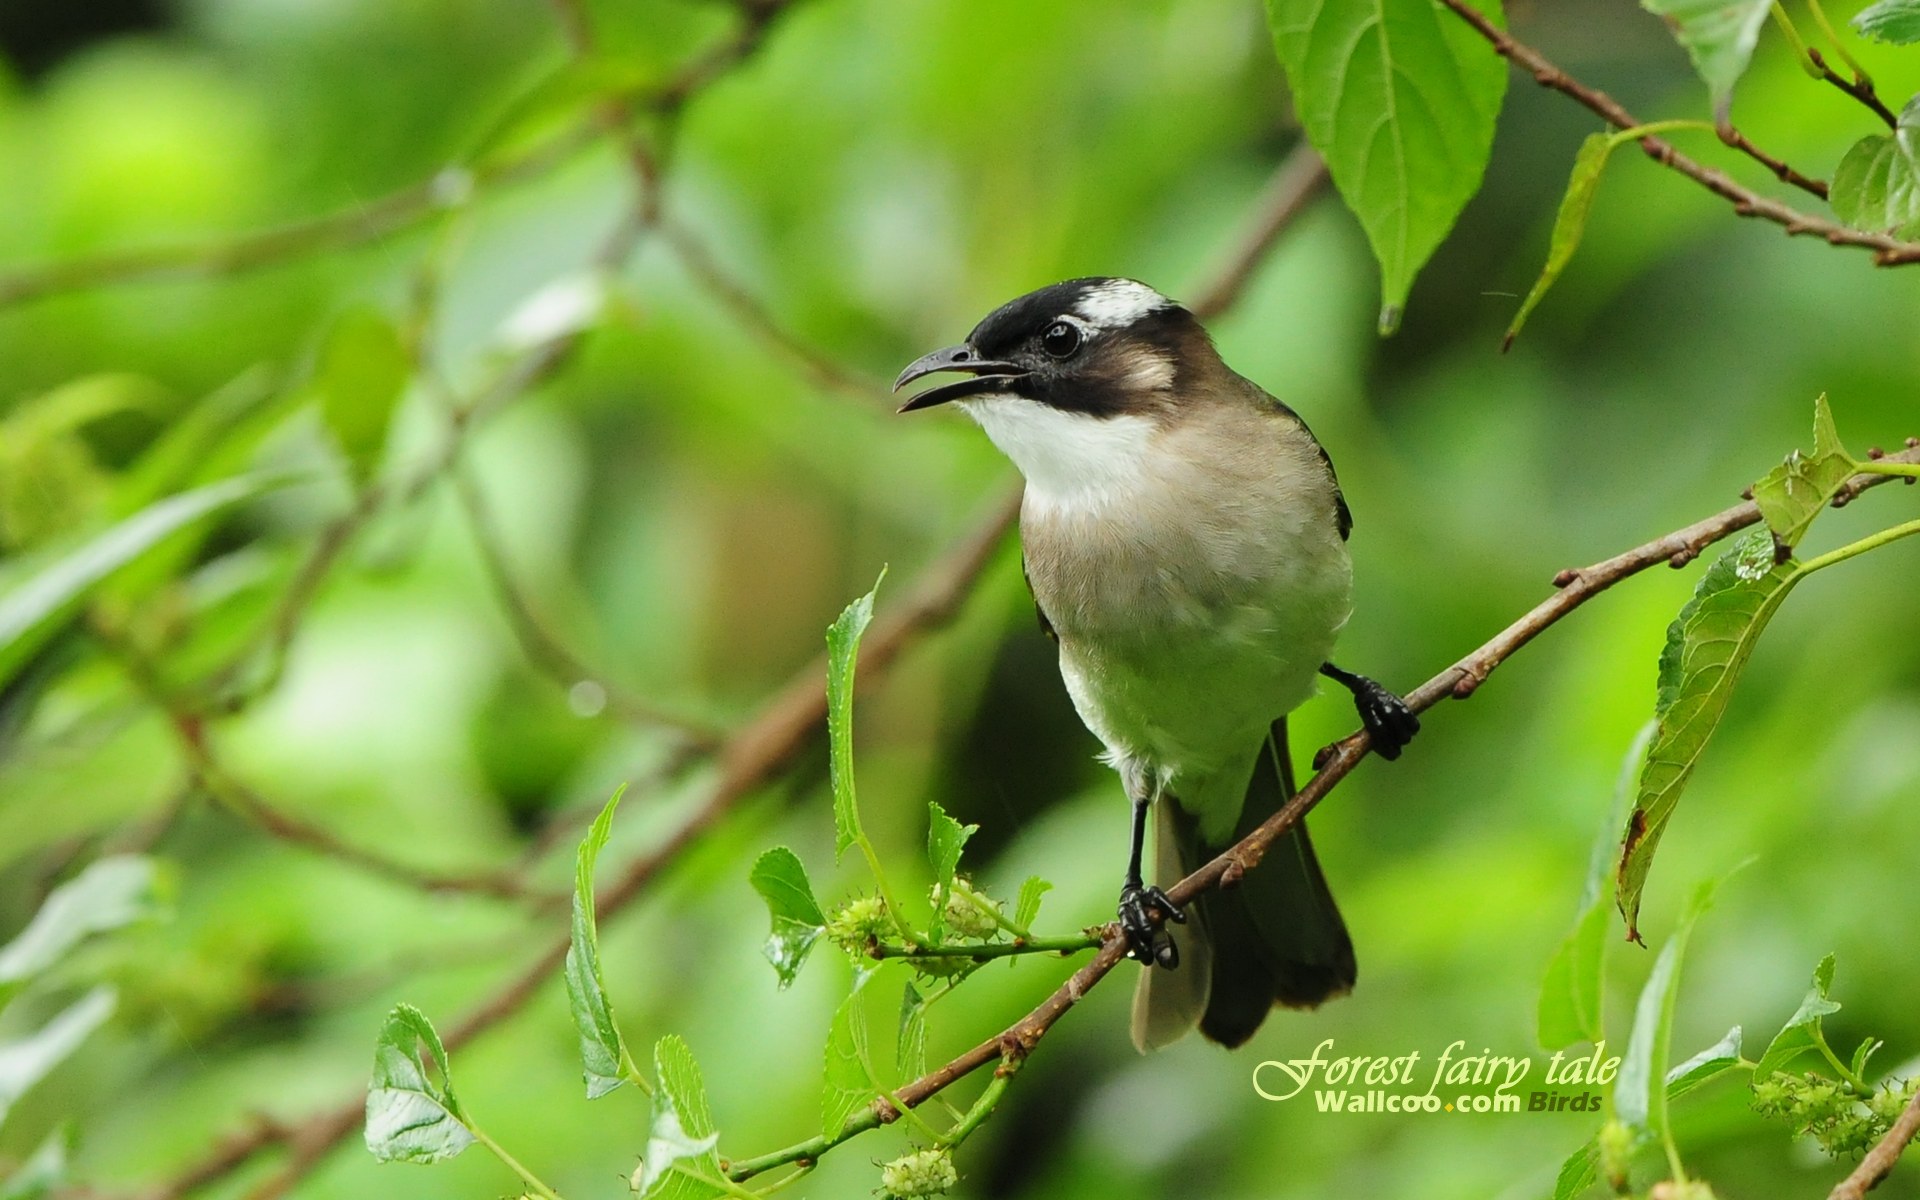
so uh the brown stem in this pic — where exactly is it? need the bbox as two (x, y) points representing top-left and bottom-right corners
(1828, 1085), (1920, 1200)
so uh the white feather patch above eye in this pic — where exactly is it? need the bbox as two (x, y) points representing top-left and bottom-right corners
(1074, 279), (1172, 329)
(959, 395), (1159, 511)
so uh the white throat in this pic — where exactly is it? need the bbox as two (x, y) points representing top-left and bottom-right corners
(960, 395), (1160, 512)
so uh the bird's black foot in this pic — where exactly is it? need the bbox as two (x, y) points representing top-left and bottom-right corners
(1320, 662), (1419, 761)
(1118, 882), (1185, 969)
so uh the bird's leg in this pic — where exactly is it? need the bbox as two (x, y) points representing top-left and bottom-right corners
(1319, 661), (1420, 761)
(1117, 770), (1184, 969)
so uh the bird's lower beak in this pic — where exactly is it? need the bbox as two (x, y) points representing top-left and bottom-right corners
(892, 345), (1029, 412)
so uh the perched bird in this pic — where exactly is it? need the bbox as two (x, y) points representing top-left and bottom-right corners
(895, 278), (1417, 1051)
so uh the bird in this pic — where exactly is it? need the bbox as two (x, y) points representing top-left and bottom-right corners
(894, 277), (1418, 1052)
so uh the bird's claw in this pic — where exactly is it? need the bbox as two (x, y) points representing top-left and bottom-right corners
(1118, 882), (1184, 969)
(1353, 677), (1419, 760)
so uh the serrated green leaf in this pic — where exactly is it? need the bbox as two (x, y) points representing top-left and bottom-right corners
(637, 1036), (726, 1200)
(1505, 133), (1616, 351)
(0, 475), (283, 689)
(826, 573), (885, 861)
(1754, 953), (1842, 1080)
(315, 308), (409, 486)
(365, 1004), (473, 1164)
(1641, 0), (1771, 111)
(1854, 0), (1920, 44)
(1013, 876), (1052, 932)
(1831, 105), (1920, 239)
(0, 856), (164, 1010)
(565, 787), (635, 1099)
(822, 980), (874, 1137)
(925, 801), (977, 941)
(750, 847), (826, 989)
(0, 989), (115, 1130)
(1617, 531), (1800, 940)
(1264, 0), (1508, 333)
(0, 1125), (69, 1200)
(1665, 1025), (1742, 1101)
(1616, 875), (1723, 1135)
(898, 981), (929, 1082)
(1551, 1138), (1599, 1200)
(1751, 395), (1859, 550)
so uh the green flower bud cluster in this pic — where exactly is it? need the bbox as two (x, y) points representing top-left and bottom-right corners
(936, 876), (1003, 941)
(1750, 1071), (1918, 1158)
(879, 1147), (957, 1197)
(826, 894), (891, 952)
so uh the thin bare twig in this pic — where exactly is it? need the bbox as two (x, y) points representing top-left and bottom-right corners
(1437, 0), (1920, 266)
(1716, 124), (1829, 199)
(1187, 142), (1332, 319)
(1829, 1085), (1920, 1200)
(1807, 47), (1900, 130)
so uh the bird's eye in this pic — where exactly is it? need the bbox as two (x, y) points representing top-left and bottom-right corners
(1040, 321), (1082, 358)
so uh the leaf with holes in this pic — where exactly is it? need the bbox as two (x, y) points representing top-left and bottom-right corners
(1641, 0), (1772, 112)
(1616, 531), (1799, 941)
(827, 573), (885, 860)
(1751, 395), (1858, 551)
(566, 787), (636, 1098)
(364, 1004), (474, 1164)
(1832, 100), (1920, 238)
(1264, 0), (1508, 333)
(749, 847), (826, 988)
(1506, 132), (1618, 351)
(1854, 0), (1920, 44)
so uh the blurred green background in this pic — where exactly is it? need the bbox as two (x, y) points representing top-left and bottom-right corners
(0, 0), (1917, 1197)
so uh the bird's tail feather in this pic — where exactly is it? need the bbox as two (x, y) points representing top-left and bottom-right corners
(1129, 718), (1355, 1052)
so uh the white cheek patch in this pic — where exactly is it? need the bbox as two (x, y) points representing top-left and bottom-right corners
(959, 395), (1159, 512)
(1074, 279), (1172, 329)
(1118, 347), (1175, 392)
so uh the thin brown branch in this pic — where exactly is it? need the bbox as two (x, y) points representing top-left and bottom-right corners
(1186, 141), (1332, 319)
(1807, 47), (1900, 130)
(451, 464), (727, 746)
(1716, 124), (1829, 200)
(1829, 1084), (1920, 1200)
(860, 442), (1920, 1135)
(1436, 0), (1920, 266)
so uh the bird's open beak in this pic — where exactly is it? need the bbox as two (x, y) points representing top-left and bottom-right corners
(892, 345), (1029, 412)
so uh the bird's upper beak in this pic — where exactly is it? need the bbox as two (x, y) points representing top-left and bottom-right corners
(892, 345), (1029, 412)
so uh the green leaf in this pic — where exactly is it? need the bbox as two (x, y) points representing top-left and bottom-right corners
(1830, 102), (1920, 239)
(314, 308), (410, 486)
(636, 1036), (726, 1200)
(1665, 1025), (1743, 1101)
(1539, 725), (1649, 1049)
(1641, 0), (1772, 112)
(0, 476), (281, 688)
(826, 573), (885, 860)
(1551, 1139), (1599, 1200)
(0, 856), (164, 1010)
(1505, 133), (1616, 352)
(749, 847), (826, 989)
(1013, 876), (1052, 932)
(1854, 0), (1920, 44)
(565, 787), (635, 1099)
(1754, 953), (1842, 1080)
(925, 801), (977, 941)
(1616, 531), (1799, 940)
(1264, 0), (1508, 333)
(1751, 395), (1859, 550)
(1850, 1036), (1884, 1083)
(364, 1003), (474, 1164)
(822, 978), (875, 1137)
(898, 982), (929, 1082)
(0, 1126), (69, 1200)
(1615, 875), (1723, 1136)
(0, 989), (115, 1129)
